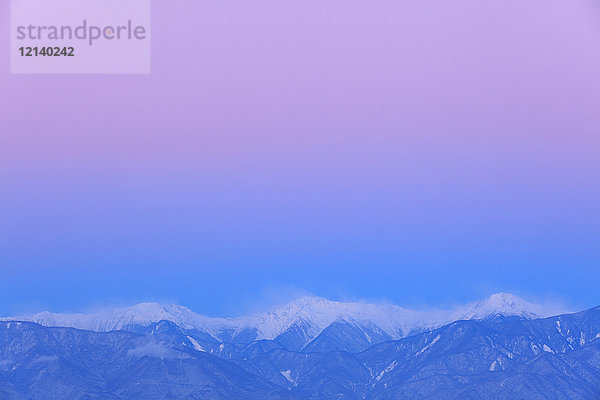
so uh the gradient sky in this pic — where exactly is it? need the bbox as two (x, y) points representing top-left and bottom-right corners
(1, 0), (599, 316)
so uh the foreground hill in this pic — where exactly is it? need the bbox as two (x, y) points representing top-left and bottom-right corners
(0, 321), (294, 400)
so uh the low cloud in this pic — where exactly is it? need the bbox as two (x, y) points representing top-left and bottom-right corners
(127, 341), (184, 360)
(33, 356), (58, 364)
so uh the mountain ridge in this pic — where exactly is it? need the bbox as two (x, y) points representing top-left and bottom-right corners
(1, 293), (569, 352)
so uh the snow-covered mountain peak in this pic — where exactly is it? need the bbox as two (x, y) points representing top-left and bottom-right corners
(236, 296), (359, 339)
(482, 292), (532, 311)
(240, 296), (424, 340)
(1, 293), (569, 346)
(263, 296), (340, 318)
(454, 293), (562, 321)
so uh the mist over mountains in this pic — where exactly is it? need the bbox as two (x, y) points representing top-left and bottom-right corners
(1, 293), (599, 399)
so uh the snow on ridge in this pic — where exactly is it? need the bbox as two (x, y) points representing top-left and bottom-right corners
(0, 293), (569, 343)
(1, 303), (231, 335)
(237, 296), (420, 340)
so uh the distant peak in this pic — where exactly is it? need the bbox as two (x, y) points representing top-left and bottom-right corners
(456, 293), (558, 320)
(478, 293), (530, 311)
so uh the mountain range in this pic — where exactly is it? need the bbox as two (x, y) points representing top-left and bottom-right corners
(2, 293), (599, 399)
(1, 293), (566, 352)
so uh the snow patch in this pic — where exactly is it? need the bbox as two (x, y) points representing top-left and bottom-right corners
(186, 336), (204, 352)
(542, 344), (554, 353)
(556, 320), (563, 336)
(280, 370), (296, 386)
(375, 361), (398, 381)
(489, 357), (504, 371)
(416, 335), (440, 356)
(530, 343), (538, 352)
